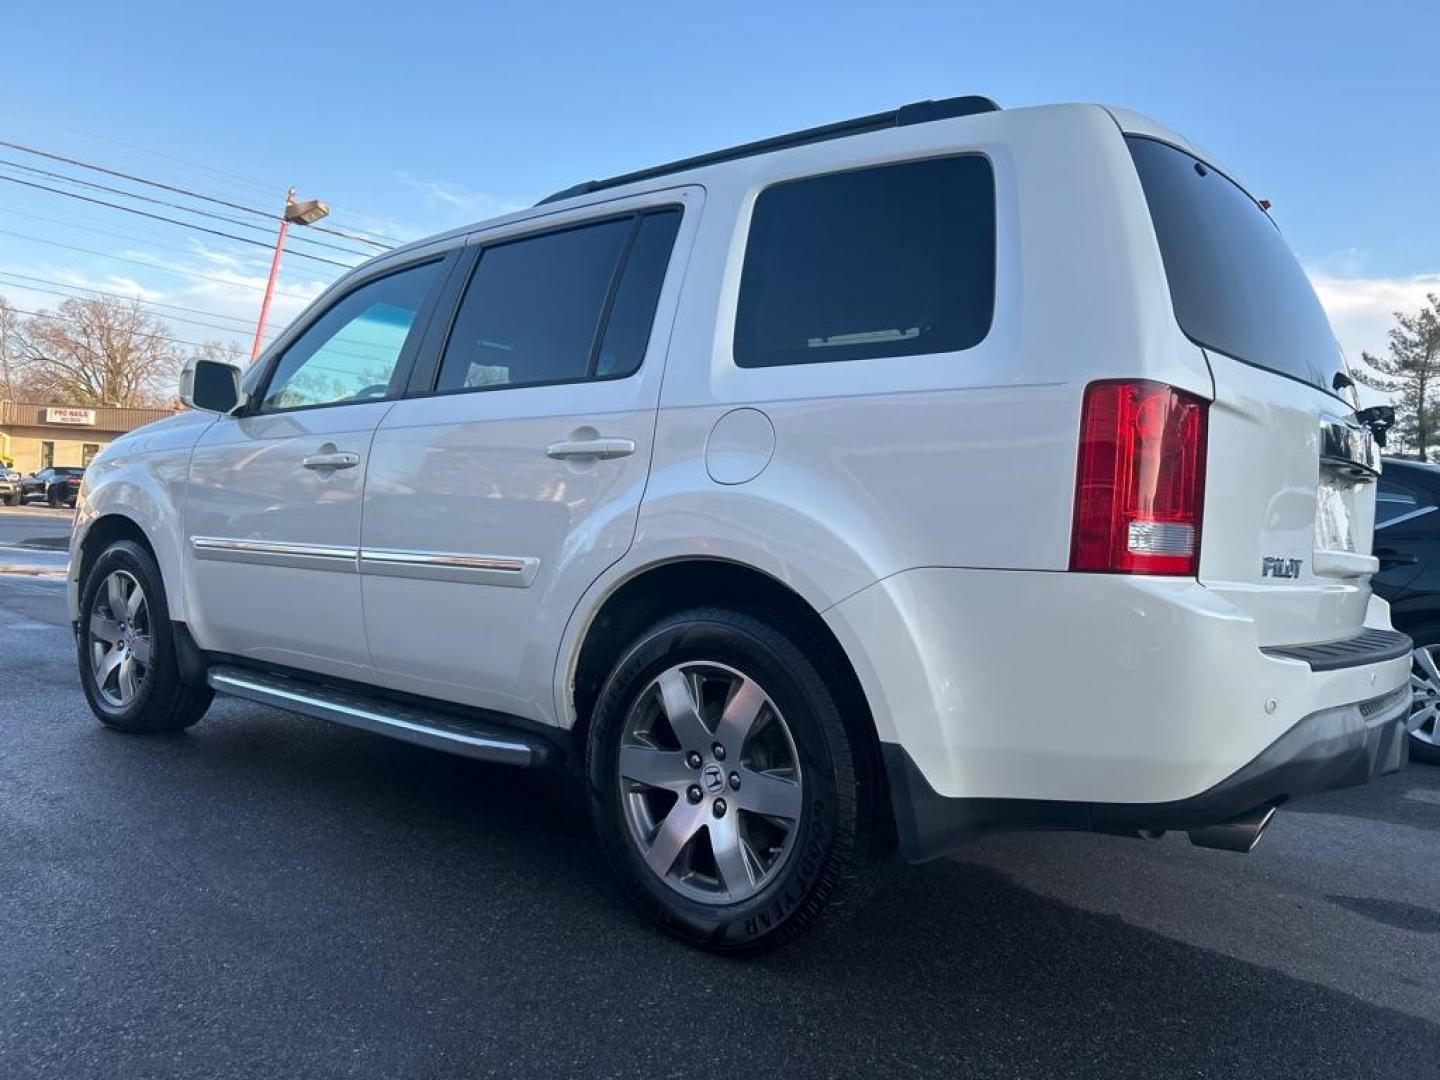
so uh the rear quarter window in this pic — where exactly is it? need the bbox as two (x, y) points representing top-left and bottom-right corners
(1127, 136), (1344, 396)
(734, 155), (995, 369)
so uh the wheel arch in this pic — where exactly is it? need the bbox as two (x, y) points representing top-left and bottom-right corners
(561, 557), (885, 788)
(71, 506), (183, 625)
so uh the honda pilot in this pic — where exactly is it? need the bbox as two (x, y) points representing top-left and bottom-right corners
(69, 96), (1413, 951)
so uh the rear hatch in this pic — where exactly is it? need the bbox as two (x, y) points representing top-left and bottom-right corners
(1127, 134), (1380, 648)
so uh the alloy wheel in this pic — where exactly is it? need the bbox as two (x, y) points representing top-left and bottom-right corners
(1411, 646), (1440, 747)
(89, 570), (152, 709)
(617, 661), (804, 904)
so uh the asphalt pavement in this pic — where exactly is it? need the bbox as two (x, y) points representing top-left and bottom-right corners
(0, 506), (72, 575)
(1, 564), (1438, 1079)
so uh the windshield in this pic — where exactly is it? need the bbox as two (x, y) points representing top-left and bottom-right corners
(1127, 136), (1345, 397)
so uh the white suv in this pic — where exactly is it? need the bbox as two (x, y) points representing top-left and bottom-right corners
(69, 97), (1414, 951)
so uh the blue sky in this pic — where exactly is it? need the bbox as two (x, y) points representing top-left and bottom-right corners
(1, 0), (1436, 365)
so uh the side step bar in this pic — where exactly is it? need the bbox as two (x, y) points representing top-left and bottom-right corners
(206, 664), (555, 768)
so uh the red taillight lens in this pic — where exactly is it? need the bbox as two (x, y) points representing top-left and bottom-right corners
(1070, 380), (1208, 576)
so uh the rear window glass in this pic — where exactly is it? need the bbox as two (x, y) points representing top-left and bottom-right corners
(734, 156), (995, 369)
(1127, 136), (1344, 396)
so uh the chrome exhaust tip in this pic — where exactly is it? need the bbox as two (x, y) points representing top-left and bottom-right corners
(1187, 805), (1278, 853)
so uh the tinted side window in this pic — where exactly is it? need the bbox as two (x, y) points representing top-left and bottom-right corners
(734, 156), (995, 369)
(595, 210), (682, 378)
(261, 260), (444, 413)
(1127, 137), (1344, 396)
(438, 219), (632, 392)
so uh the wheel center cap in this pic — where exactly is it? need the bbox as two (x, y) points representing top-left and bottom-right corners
(701, 762), (725, 795)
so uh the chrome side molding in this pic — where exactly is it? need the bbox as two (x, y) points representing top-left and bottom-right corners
(190, 537), (539, 586)
(358, 548), (539, 588)
(191, 536), (358, 573)
(206, 664), (549, 767)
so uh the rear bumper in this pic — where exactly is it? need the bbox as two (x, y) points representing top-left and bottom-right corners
(883, 680), (1413, 860)
(823, 567), (1413, 852)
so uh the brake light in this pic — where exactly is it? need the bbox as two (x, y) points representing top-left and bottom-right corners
(1070, 380), (1208, 576)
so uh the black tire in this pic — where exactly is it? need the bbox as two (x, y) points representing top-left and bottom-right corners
(586, 607), (883, 953)
(1, 494), (14, 507)
(77, 539), (213, 733)
(1405, 624), (1440, 766)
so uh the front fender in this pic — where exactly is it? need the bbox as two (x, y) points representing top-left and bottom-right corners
(69, 413), (213, 623)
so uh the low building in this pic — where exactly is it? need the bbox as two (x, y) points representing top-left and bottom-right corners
(0, 402), (177, 473)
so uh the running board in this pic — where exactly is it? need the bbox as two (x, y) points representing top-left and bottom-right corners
(206, 664), (554, 768)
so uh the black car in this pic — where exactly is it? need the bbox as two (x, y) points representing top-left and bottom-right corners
(19, 466), (85, 508)
(1372, 456), (1440, 763)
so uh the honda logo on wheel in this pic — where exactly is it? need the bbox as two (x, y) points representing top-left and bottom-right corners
(701, 763), (725, 794)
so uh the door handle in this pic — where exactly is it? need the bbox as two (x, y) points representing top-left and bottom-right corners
(546, 438), (636, 461)
(302, 451), (360, 471)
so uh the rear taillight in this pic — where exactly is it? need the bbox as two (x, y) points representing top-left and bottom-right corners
(1070, 380), (1208, 576)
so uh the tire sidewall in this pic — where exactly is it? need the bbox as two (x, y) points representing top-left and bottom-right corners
(77, 540), (175, 727)
(587, 611), (854, 950)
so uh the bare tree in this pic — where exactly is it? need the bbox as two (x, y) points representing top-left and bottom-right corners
(0, 296), (22, 401)
(15, 296), (184, 408)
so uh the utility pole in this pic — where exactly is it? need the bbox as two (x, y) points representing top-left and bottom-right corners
(251, 188), (330, 361)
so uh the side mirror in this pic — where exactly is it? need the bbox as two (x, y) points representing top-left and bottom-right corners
(179, 357), (245, 415)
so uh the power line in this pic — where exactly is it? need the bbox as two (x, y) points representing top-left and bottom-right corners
(0, 203), (282, 269)
(0, 109), (402, 235)
(0, 277), (272, 340)
(5, 304), (243, 353)
(0, 107), (282, 198)
(0, 173), (359, 269)
(11, 301), (392, 374)
(0, 156), (378, 260)
(0, 269), (260, 330)
(0, 228), (321, 301)
(0, 136), (398, 249)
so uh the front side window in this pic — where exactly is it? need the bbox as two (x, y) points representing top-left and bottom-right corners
(735, 155), (996, 369)
(260, 260), (444, 412)
(435, 209), (681, 393)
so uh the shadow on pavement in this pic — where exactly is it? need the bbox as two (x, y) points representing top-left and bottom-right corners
(4, 690), (1437, 1080)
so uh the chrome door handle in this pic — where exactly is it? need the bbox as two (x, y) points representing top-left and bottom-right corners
(302, 452), (360, 471)
(545, 438), (636, 461)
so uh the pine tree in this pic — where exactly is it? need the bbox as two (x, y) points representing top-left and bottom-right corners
(1352, 294), (1440, 459)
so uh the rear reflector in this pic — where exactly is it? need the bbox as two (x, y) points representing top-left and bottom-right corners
(1070, 380), (1208, 575)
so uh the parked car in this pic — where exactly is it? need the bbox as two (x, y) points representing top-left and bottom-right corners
(0, 466), (21, 506)
(21, 466), (85, 508)
(1370, 456), (1440, 763)
(70, 96), (1412, 952)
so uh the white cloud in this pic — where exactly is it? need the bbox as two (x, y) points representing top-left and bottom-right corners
(394, 171), (529, 223)
(1309, 269), (1440, 366)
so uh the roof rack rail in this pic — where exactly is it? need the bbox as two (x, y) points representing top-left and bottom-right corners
(536, 95), (1000, 206)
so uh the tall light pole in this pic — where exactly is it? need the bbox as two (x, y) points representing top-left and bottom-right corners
(250, 187), (330, 361)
